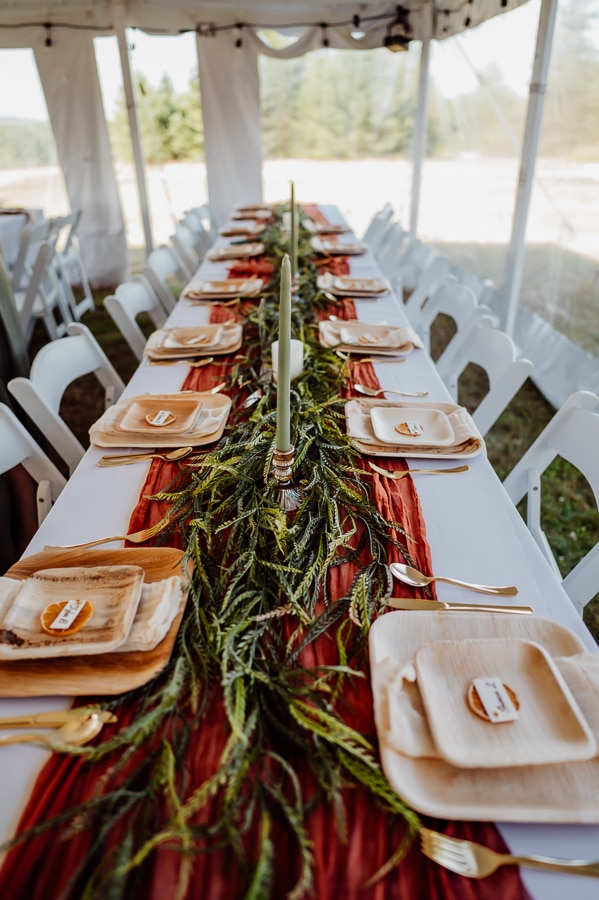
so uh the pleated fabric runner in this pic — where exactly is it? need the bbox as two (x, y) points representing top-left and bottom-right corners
(0, 222), (530, 900)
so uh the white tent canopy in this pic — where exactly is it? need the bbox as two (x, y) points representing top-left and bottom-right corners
(0, 1), (534, 287)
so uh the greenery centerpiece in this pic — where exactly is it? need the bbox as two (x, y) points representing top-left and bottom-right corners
(2, 210), (422, 898)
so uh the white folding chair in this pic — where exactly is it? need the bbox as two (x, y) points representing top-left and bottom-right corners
(8, 322), (125, 475)
(132, 268), (176, 315)
(0, 402), (66, 526)
(403, 254), (452, 327)
(503, 391), (599, 614)
(10, 220), (51, 293)
(375, 221), (410, 278)
(436, 320), (533, 437)
(362, 202), (394, 257)
(181, 209), (214, 256)
(412, 278), (493, 357)
(13, 238), (72, 344)
(147, 244), (188, 290)
(170, 224), (201, 280)
(51, 210), (95, 321)
(104, 280), (167, 362)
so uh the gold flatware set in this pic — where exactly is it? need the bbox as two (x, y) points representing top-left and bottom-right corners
(0, 708), (116, 750)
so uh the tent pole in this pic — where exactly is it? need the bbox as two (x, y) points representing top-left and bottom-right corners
(409, 9), (432, 241)
(114, 6), (153, 254)
(501, 0), (558, 337)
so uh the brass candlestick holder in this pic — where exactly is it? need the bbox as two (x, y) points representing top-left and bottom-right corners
(272, 445), (302, 511)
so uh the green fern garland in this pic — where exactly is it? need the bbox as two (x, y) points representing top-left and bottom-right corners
(1, 211), (422, 898)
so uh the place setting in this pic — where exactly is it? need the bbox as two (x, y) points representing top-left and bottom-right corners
(316, 272), (391, 298)
(182, 277), (264, 302)
(89, 390), (232, 449)
(0, 546), (193, 697)
(368, 606), (599, 825)
(319, 318), (424, 356)
(344, 397), (485, 458)
(219, 222), (266, 239)
(206, 242), (265, 262)
(144, 322), (243, 360)
(310, 235), (366, 256)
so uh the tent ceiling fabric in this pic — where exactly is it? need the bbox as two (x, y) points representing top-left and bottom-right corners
(0, 1), (532, 43)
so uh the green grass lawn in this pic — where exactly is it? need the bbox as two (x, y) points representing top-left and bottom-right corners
(31, 286), (598, 644)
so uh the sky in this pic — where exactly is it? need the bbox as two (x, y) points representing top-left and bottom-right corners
(0, 1), (595, 121)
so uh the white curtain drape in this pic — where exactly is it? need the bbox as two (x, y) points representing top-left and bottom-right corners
(34, 31), (128, 287)
(196, 32), (263, 225)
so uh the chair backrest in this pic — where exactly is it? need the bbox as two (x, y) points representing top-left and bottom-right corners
(13, 237), (73, 344)
(50, 210), (95, 321)
(10, 220), (51, 293)
(415, 277), (492, 356)
(375, 221), (409, 277)
(104, 280), (167, 362)
(170, 225), (200, 279)
(8, 322), (125, 475)
(362, 203), (394, 255)
(147, 244), (188, 287)
(181, 210), (214, 254)
(0, 402), (66, 525)
(403, 254), (452, 326)
(503, 391), (599, 614)
(436, 320), (533, 437)
(133, 268), (176, 314)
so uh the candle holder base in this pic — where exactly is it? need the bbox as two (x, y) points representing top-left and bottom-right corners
(272, 445), (302, 511)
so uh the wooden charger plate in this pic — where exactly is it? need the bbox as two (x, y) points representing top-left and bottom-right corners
(1, 547), (192, 697)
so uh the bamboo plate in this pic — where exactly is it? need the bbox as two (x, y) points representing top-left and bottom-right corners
(0, 548), (192, 696)
(415, 638), (596, 768)
(369, 611), (599, 823)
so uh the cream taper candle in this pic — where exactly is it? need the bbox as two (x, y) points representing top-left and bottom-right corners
(276, 254), (292, 452)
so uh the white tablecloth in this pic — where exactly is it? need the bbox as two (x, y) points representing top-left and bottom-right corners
(0, 206), (597, 897)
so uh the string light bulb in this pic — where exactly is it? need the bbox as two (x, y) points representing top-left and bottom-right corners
(383, 6), (411, 53)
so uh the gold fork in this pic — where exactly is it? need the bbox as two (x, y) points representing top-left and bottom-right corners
(43, 515), (171, 551)
(420, 827), (599, 879)
(369, 462), (470, 479)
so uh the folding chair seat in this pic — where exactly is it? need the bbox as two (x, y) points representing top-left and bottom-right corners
(436, 319), (533, 437)
(0, 402), (66, 526)
(503, 391), (599, 615)
(8, 322), (125, 475)
(104, 280), (167, 362)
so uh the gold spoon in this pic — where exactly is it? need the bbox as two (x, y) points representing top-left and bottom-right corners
(369, 461), (469, 479)
(354, 382), (429, 398)
(98, 446), (193, 467)
(0, 713), (107, 750)
(389, 562), (518, 597)
(336, 351), (405, 364)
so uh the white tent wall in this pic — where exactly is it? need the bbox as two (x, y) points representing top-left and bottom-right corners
(196, 32), (263, 226)
(0, 0), (533, 285)
(34, 31), (129, 287)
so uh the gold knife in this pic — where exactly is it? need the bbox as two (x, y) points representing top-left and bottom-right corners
(0, 709), (117, 729)
(387, 598), (534, 615)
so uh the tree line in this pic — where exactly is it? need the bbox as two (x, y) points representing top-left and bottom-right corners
(0, 0), (596, 168)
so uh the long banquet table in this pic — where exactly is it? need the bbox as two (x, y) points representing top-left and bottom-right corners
(0, 205), (597, 899)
